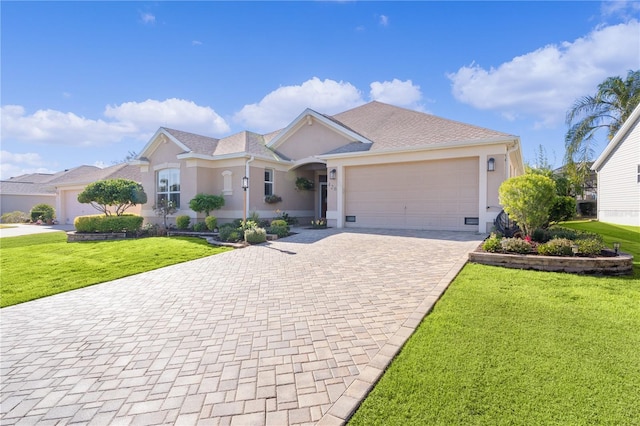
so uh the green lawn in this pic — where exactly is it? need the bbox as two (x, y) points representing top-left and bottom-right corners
(0, 232), (231, 308)
(350, 222), (640, 425)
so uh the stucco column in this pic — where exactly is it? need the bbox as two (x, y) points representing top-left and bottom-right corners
(478, 155), (489, 233)
(336, 165), (344, 228)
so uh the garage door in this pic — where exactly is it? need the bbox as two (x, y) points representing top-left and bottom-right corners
(344, 157), (479, 231)
(62, 190), (94, 224)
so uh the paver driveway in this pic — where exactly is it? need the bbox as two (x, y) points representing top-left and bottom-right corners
(1, 228), (482, 425)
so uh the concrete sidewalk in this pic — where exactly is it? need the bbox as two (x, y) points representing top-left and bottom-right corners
(1, 228), (483, 425)
(0, 223), (75, 238)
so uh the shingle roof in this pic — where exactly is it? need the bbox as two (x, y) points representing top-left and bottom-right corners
(163, 128), (220, 155)
(330, 101), (517, 152)
(0, 180), (57, 195)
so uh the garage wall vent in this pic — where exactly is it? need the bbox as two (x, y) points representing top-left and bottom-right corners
(345, 216), (356, 223)
(465, 217), (479, 225)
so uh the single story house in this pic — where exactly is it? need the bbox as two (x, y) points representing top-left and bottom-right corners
(136, 101), (524, 233)
(591, 103), (640, 227)
(0, 163), (142, 224)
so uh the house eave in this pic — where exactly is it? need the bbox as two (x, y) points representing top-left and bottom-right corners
(592, 103), (640, 171)
(318, 137), (520, 160)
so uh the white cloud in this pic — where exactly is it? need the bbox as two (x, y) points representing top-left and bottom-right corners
(233, 77), (365, 132)
(448, 20), (640, 127)
(370, 79), (424, 110)
(1, 99), (230, 147)
(140, 12), (155, 24)
(601, 1), (640, 19)
(192, 40), (203, 46)
(0, 151), (57, 180)
(379, 14), (389, 27)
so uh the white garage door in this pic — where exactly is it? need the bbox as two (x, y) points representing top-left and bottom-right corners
(62, 190), (95, 224)
(344, 157), (479, 231)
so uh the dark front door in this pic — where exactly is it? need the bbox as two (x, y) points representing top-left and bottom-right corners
(320, 182), (328, 218)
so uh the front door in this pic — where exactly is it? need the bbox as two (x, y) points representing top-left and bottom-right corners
(319, 177), (328, 219)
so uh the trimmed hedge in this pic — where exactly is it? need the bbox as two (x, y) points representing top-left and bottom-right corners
(176, 215), (191, 230)
(269, 219), (289, 238)
(245, 227), (267, 244)
(205, 216), (218, 231)
(74, 214), (144, 233)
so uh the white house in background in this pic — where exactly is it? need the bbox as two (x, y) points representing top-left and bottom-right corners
(591, 103), (640, 227)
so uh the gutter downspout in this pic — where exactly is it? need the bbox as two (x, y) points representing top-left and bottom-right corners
(245, 156), (255, 219)
(506, 141), (519, 179)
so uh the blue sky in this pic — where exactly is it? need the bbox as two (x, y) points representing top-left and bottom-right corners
(1, 1), (639, 179)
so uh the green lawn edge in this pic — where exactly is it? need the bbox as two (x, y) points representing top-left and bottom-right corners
(0, 232), (231, 308)
(350, 221), (640, 425)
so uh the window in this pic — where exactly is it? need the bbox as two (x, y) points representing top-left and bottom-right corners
(264, 169), (274, 196)
(157, 168), (180, 208)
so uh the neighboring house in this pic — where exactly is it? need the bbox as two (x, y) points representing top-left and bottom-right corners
(0, 163), (142, 224)
(136, 101), (524, 233)
(591, 103), (640, 227)
(553, 163), (597, 201)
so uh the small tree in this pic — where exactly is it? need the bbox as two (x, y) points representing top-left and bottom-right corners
(189, 193), (225, 217)
(153, 198), (177, 229)
(499, 174), (556, 237)
(78, 179), (147, 216)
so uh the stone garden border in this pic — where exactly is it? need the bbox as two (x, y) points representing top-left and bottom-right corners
(469, 248), (633, 275)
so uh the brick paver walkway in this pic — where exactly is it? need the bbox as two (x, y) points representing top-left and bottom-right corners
(1, 228), (482, 425)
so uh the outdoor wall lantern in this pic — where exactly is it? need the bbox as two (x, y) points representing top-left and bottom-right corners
(329, 169), (337, 180)
(487, 157), (496, 172)
(613, 242), (620, 254)
(242, 176), (249, 191)
(571, 244), (579, 256)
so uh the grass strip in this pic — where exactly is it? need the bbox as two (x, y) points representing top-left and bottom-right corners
(0, 232), (231, 307)
(350, 221), (640, 425)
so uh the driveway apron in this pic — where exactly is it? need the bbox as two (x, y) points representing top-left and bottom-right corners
(1, 229), (483, 425)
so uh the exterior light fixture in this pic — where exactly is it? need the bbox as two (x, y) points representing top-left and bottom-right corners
(241, 176), (249, 224)
(571, 244), (579, 256)
(329, 169), (337, 180)
(487, 157), (496, 172)
(613, 242), (620, 254)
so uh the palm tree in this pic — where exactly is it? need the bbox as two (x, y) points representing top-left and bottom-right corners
(565, 69), (640, 193)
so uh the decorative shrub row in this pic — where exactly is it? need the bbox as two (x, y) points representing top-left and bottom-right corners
(537, 238), (574, 256)
(1, 211), (29, 223)
(30, 203), (56, 221)
(75, 214), (143, 233)
(532, 226), (602, 243)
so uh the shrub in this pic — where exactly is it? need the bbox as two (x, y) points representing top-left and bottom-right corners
(77, 178), (147, 216)
(499, 174), (556, 237)
(176, 215), (191, 230)
(578, 201), (596, 217)
(1, 211), (29, 223)
(189, 193), (225, 217)
(205, 216), (217, 231)
(30, 203), (55, 222)
(549, 196), (576, 223)
(245, 227), (267, 244)
(219, 224), (241, 242)
(269, 219), (289, 238)
(546, 227), (579, 241)
(264, 194), (282, 204)
(482, 234), (503, 253)
(576, 237), (605, 256)
(311, 219), (327, 229)
(500, 237), (532, 254)
(193, 222), (207, 232)
(537, 238), (574, 256)
(531, 228), (550, 243)
(74, 214), (143, 233)
(274, 210), (297, 225)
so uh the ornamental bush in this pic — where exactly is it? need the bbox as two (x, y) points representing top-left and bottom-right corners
(74, 214), (143, 233)
(30, 203), (55, 222)
(537, 238), (574, 256)
(482, 234), (503, 253)
(77, 179), (147, 216)
(499, 174), (556, 237)
(219, 224), (241, 242)
(245, 227), (267, 244)
(176, 215), (191, 230)
(189, 194), (225, 217)
(500, 237), (532, 254)
(205, 216), (218, 231)
(549, 196), (576, 223)
(576, 237), (605, 256)
(193, 222), (207, 232)
(269, 219), (289, 238)
(1, 211), (29, 223)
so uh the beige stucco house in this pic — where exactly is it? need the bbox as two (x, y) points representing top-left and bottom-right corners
(0, 164), (142, 224)
(591, 103), (640, 226)
(136, 101), (524, 233)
